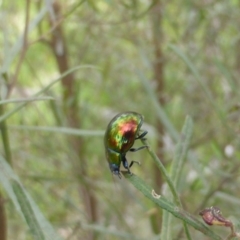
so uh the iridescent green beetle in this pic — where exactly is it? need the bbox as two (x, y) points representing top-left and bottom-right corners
(104, 111), (148, 178)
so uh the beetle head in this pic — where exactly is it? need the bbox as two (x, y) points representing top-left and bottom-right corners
(109, 163), (121, 179)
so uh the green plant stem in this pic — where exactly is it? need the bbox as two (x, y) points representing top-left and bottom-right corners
(12, 180), (45, 240)
(10, 125), (104, 136)
(0, 192), (7, 240)
(123, 173), (222, 240)
(164, 116), (193, 240)
(141, 138), (191, 239)
(0, 155), (62, 240)
(141, 138), (180, 205)
(0, 105), (12, 165)
(0, 65), (96, 124)
(0, 97), (54, 105)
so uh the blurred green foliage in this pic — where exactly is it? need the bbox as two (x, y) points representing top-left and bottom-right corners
(0, 0), (240, 239)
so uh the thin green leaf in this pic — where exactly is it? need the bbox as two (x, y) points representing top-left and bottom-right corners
(0, 104), (12, 165)
(137, 70), (179, 142)
(163, 116), (193, 239)
(12, 180), (45, 240)
(123, 173), (222, 240)
(171, 115), (193, 188)
(0, 155), (63, 240)
(168, 44), (213, 103)
(0, 97), (54, 105)
(0, 65), (98, 123)
(168, 44), (229, 129)
(10, 125), (104, 136)
(140, 138), (179, 204)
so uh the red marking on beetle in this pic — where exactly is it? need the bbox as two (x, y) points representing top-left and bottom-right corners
(119, 120), (138, 135)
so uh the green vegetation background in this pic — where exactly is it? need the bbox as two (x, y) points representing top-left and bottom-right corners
(1, 0), (240, 239)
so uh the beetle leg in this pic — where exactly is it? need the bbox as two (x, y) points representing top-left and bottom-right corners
(122, 155), (141, 175)
(129, 160), (140, 168)
(130, 145), (148, 152)
(135, 131), (148, 140)
(121, 155), (132, 174)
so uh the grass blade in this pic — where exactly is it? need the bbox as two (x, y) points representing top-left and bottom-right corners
(163, 116), (193, 239)
(0, 155), (63, 240)
(0, 97), (54, 105)
(0, 65), (97, 123)
(10, 125), (104, 136)
(137, 70), (179, 142)
(12, 180), (45, 240)
(171, 115), (193, 188)
(123, 173), (222, 240)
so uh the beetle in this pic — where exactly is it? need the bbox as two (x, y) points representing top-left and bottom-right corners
(104, 111), (148, 178)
